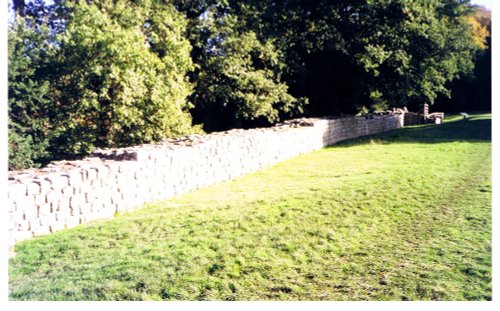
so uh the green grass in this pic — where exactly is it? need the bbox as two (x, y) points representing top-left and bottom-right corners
(9, 113), (492, 301)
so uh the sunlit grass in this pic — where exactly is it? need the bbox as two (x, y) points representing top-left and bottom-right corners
(9, 113), (491, 300)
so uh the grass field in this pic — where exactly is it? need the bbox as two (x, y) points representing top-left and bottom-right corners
(8, 113), (492, 301)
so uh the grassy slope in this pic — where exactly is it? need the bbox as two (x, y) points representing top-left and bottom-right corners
(9, 114), (492, 301)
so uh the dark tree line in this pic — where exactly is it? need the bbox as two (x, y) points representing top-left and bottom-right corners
(8, 0), (490, 169)
(434, 5), (491, 113)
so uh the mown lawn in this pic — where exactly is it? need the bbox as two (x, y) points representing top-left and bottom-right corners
(9, 113), (492, 301)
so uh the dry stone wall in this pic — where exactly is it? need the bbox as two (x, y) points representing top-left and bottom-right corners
(7, 114), (404, 249)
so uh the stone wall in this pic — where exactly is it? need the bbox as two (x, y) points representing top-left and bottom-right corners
(7, 114), (404, 249)
(404, 112), (424, 126)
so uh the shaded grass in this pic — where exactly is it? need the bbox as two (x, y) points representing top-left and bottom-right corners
(9, 113), (491, 300)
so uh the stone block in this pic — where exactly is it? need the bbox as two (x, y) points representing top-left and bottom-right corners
(8, 211), (17, 227)
(85, 168), (98, 181)
(116, 201), (132, 213)
(61, 186), (75, 197)
(65, 215), (81, 229)
(39, 213), (57, 226)
(111, 192), (124, 205)
(34, 194), (47, 205)
(33, 179), (51, 194)
(8, 183), (27, 198)
(116, 177), (136, 193)
(46, 190), (62, 205)
(79, 202), (92, 215)
(57, 197), (69, 212)
(117, 161), (137, 173)
(26, 182), (41, 196)
(81, 211), (102, 223)
(105, 162), (121, 174)
(83, 191), (94, 203)
(55, 207), (71, 221)
(46, 174), (69, 191)
(50, 220), (66, 233)
(16, 219), (31, 231)
(95, 165), (110, 179)
(77, 183), (93, 195)
(30, 219), (51, 236)
(100, 176), (118, 188)
(130, 149), (150, 161)
(90, 199), (106, 212)
(154, 155), (170, 168)
(133, 170), (147, 181)
(120, 190), (135, 203)
(50, 201), (59, 213)
(38, 204), (51, 217)
(7, 198), (17, 212)
(96, 207), (110, 219)
(62, 170), (84, 187)
(90, 179), (103, 188)
(93, 188), (112, 200)
(14, 195), (35, 210)
(70, 194), (86, 209)
(14, 229), (33, 242)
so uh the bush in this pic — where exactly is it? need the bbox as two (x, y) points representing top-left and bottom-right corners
(8, 124), (49, 170)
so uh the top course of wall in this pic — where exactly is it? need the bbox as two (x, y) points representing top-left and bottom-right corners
(7, 114), (404, 247)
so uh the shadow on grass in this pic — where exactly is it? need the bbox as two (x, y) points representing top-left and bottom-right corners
(330, 114), (491, 148)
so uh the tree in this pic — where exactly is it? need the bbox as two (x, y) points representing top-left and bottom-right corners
(8, 0), (200, 166)
(12, 0), (25, 15)
(357, 0), (482, 111)
(175, 0), (306, 131)
(8, 15), (53, 169)
(9, 0), (486, 169)
(46, 0), (198, 158)
(221, 0), (482, 114)
(434, 4), (491, 112)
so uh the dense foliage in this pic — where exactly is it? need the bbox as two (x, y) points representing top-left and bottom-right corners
(9, 0), (198, 168)
(204, 0), (488, 115)
(9, 0), (490, 168)
(48, 0), (197, 158)
(8, 14), (53, 169)
(434, 5), (491, 112)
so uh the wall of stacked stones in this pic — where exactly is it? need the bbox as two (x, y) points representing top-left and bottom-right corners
(404, 112), (425, 126)
(7, 114), (404, 248)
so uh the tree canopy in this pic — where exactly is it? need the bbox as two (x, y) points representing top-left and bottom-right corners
(8, 0), (489, 169)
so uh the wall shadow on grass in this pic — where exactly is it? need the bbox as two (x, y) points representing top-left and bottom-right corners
(329, 114), (491, 148)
